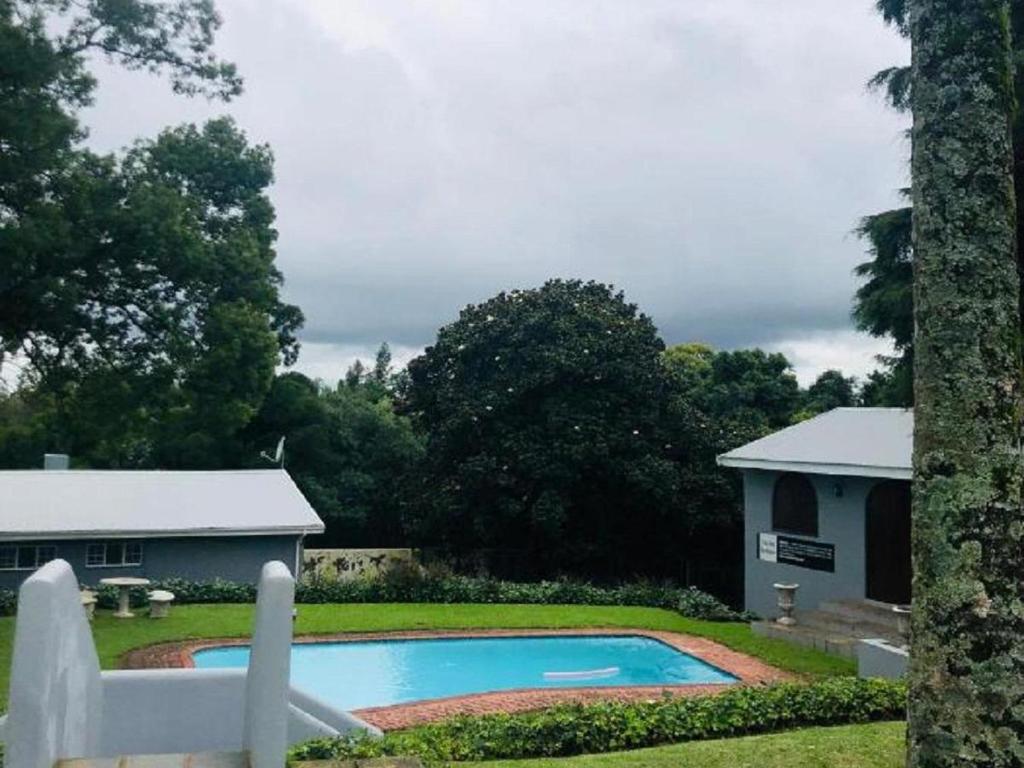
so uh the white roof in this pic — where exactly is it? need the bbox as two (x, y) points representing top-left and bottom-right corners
(0, 469), (325, 540)
(717, 407), (913, 479)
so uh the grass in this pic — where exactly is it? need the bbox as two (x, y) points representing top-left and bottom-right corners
(473, 721), (905, 767)
(0, 602), (854, 711)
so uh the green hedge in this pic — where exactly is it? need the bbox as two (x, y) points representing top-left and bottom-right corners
(0, 571), (749, 622)
(297, 572), (750, 621)
(289, 678), (907, 765)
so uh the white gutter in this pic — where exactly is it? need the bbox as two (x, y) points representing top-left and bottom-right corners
(0, 526), (325, 542)
(717, 455), (911, 480)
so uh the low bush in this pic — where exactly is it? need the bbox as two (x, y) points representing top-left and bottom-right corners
(0, 568), (749, 622)
(289, 678), (907, 765)
(93, 578), (257, 610)
(295, 564), (751, 621)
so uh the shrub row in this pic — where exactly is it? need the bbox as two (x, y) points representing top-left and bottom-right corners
(0, 571), (749, 622)
(0, 589), (14, 617)
(298, 570), (750, 621)
(288, 677), (907, 765)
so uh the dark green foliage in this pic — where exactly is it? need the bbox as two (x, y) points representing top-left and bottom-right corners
(2, 0), (241, 363)
(0, 117), (302, 468)
(28, 571), (746, 622)
(876, 0), (909, 33)
(858, 1), (1024, 407)
(289, 678), (907, 765)
(93, 578), (256, 610)
(402, 279), (680, 581)
(298, 568), (749, 622)
(858, 367), (912, 408)
(854, 207), (914, 351)
(0, 588), (15, 616)
(659, 342), (802, 600)
(667, 346), (801, 435)
(853, 205), (914, 407)
(800, 370), (857, 417)
(242, 369), (424, 545)
(908, 1), (1024, 765)
(0, 0), (300, 468)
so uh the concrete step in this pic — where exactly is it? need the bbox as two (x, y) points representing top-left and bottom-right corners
(817, 598), (907, 630)
(751, 620), (860, 659)
(795, 609), (903, 644)
(58, 752), (249, 768)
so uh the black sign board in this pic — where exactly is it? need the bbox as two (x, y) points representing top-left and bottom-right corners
(758, 532), (835, 573)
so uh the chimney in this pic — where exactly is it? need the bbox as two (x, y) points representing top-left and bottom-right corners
(43, 453), (70, 470)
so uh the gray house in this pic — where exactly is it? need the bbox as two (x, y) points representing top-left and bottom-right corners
(718, 408), (912, 618)
(0, 469), (325, 590)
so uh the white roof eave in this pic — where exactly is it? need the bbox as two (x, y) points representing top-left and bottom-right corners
(717, 455), (911, 480)
(0, 525), (325, 542)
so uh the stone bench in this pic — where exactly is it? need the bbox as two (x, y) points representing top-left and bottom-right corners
(81, 589), (97, 621)
(147, 590), (175, 619)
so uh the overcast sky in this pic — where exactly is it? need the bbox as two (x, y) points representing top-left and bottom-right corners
(82, 0), (910, 385)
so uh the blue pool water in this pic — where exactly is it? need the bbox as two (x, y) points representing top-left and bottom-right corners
(193, 634), (736, 710)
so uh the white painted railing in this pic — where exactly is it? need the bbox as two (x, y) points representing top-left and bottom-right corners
(1, 559), (376, 768)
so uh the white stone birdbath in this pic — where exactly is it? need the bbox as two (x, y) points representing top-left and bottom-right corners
(99, 576), (151, 618)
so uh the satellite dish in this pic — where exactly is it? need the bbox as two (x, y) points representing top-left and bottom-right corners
(260, 436), (286, 467)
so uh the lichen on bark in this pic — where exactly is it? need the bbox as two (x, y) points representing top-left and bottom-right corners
(908, 1), (1024, 766)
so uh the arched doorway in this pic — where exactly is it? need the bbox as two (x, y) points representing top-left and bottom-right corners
(865, 480), (912, 604)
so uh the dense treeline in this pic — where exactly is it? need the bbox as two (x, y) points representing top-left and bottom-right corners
(1, 275), (876, 600)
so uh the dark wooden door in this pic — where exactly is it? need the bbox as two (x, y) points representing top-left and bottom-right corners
(865, 480), (912, 605)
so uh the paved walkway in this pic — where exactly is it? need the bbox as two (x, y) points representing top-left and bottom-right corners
(122, 628), (790, 730)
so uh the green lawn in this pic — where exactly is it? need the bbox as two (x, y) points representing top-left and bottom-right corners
(0, 602), (854, 711)
(474, 722), (905, 767)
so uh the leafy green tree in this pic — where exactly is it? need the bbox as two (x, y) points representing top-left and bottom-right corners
(659, 343), (805, 600)
(403, 279), (679, 579)
(800, 369), (857, 416)
(856, 0), (1024, 407)
(372, 342), (393, 386)
(242, 372), (424, 546)
(1, 0), (241, 366)
(1, 117), (302, 467)
(0, 1), (294, 466)
(858, 367), (909, 408)
(688, 348), (801, 438)
(907, 1), (1024, 764)
(342, 342), (398, 402)
(344, 360), (367, 389)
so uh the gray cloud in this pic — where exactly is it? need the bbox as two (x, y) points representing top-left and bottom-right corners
(81, 0), (909, 380)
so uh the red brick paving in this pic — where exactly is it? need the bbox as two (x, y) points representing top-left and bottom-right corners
(121, 627), (790, 731)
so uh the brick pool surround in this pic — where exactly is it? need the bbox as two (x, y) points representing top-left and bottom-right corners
(121, 628), (790, 731)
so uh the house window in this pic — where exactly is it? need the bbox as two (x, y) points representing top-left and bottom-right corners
(0, 544), (57, 571)
(86, 541), (144, 568)
(772, 473), (819, 537)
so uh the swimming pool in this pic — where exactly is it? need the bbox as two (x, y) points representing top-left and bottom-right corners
(193, 634), (737, 711)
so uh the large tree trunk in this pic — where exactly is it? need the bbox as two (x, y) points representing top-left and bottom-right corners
(909, 1), (1024, 765)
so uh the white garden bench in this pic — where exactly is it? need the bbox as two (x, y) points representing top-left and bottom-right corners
(147, 590), (175, 619)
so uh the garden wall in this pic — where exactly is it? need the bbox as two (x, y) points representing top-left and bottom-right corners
(303, 548), (415, 581)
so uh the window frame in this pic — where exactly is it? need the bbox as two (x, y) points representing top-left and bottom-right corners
(0, 544), (58, 571)
(771, 472), (819, 538)
(85, 541), (144, 569)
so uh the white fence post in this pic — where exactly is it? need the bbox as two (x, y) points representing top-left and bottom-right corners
(243, 561), (295, 768)
(6, 560), (103, 768)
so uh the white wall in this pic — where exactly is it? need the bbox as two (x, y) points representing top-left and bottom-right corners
(5, 560), (103, 768)
(2, 559), (374, 767)
(243, 561), (295, 768)
(743, 470), (880, 617)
